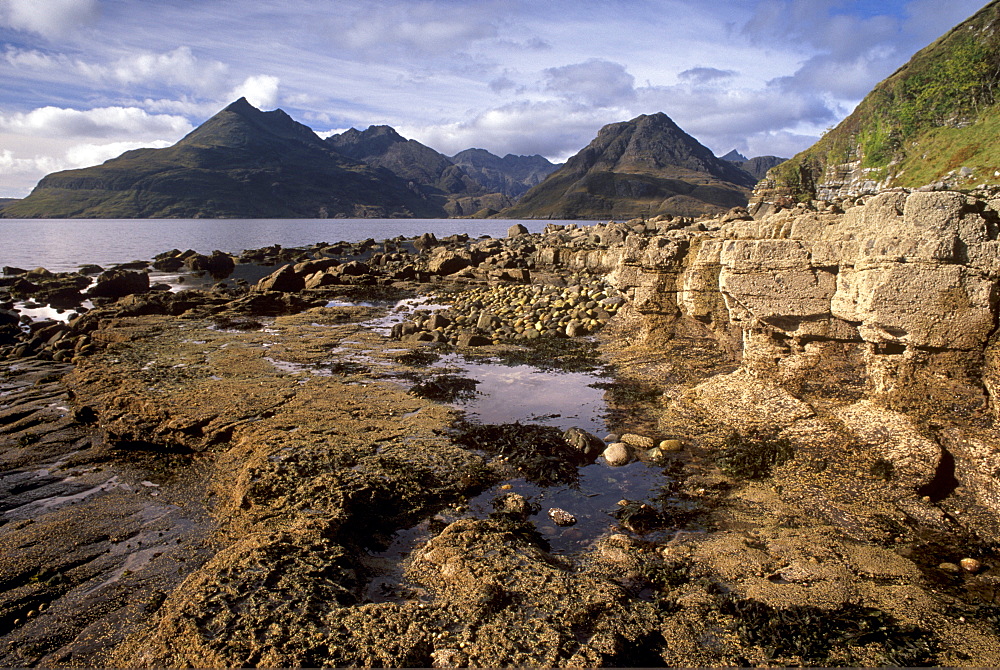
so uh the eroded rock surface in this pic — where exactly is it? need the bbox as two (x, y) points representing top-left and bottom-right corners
(3, 194), (1000, 666)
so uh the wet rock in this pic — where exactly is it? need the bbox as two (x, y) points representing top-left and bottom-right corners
(603, 442), (630, 466)
(456, 332), (491, 347)
(185, 250), (235, 277)
(562, 427), (604, 463)
(961, 558), (983, 573)
(428, 251), (471, 275)
(547, 507), (576, 526)
(493, 492), (532, 520)
(426, 313), (451, 330)
(337, 260), (371, 276)
(413, 232), (439, 252)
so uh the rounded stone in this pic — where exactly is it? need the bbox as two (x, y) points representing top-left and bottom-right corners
(603, 442), (630, 467)
(938, 562), (961, 574)
(960, 557), (983, 573)
(659, 439), (683, 452)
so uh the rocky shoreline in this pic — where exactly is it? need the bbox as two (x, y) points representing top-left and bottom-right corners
(2, 199), (1000, 666)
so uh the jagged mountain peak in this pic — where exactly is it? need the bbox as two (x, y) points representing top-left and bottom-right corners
(721, 149), (749, 162)
(180, 98), (324, 150)
(501, 112), (756, 220)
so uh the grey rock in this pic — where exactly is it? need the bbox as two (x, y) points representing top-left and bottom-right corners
(562, 427), (604, 463)
(603, 442), (630, 466)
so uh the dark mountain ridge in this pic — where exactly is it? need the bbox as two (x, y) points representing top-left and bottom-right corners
(4, 98), (442, 219)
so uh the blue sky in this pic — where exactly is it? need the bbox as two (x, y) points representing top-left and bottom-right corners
(0, 0), (988, 197)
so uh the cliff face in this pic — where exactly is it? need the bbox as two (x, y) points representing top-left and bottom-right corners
(531, 189), (1000, 537)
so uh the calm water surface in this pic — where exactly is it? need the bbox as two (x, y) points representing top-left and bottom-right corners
(0, 218), (591, 273)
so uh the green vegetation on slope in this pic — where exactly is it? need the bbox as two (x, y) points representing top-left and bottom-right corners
(769, 1), (1000, 198)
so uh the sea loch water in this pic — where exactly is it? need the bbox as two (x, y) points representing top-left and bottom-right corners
(0, 218), (591, 273)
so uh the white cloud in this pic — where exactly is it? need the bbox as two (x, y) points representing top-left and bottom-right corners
(0, 148), (60, 176)
(3, 45), (232, 98)
(109, 46), (230, 92)
(64, 139), (173, 167)
(331, 2), (499, 57)
(400, 100), (630, 161)
(544, 59), (636, 107)
(0, 0), (99, 39)
(230, 75), (280, 110)
(0, 106), (193, 140)
(0, 137), (175, 197)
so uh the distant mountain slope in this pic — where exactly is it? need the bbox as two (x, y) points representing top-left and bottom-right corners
(502, 112), (757, 219)
(740, 156), (787, 181)
(3, 99), (442, 219)
(326, 125), (483, 197)
(450, 149), (560, 199)
(755, 0), (1000, 203)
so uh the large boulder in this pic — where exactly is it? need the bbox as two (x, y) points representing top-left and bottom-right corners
(507, 223), (529, 238)
(254, 264), (304, 293)
(428, 250), (472, 275)
(88, 270), (150, 299)
(185, 251), (235, 278)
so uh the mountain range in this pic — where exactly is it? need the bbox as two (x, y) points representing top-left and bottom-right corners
(1, 99), (560, 219)
(2, 99), (778, 220)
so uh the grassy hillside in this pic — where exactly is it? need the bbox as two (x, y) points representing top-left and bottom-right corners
(767, 1), (1000, 199)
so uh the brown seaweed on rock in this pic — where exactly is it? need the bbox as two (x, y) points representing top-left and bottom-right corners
(452, 422), (585, 486)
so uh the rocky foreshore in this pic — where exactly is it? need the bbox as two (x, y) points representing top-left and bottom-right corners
(2, 198), (1000, 666)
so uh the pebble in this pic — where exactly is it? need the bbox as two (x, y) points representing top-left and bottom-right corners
(603, 442), (630, 466)
(659, 439), (683, 452)
(960, 557), (983, 573)
(938, 562), (962, 574)
(548, 507), (576, 526)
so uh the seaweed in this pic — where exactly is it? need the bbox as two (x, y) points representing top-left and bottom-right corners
(452, 421), (582, 486)
(715, 431), (794, 480)
(211, 315), (264, 331)
(721, 598), (938, 666)
(409, 375), (479, 402)
(613, 501), (663, 534)
(391, 349), (441, 367)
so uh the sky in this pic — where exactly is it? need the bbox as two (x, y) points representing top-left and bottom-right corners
(0, 0), (990, 197)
